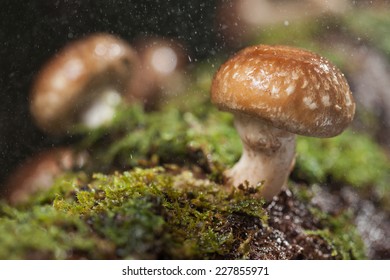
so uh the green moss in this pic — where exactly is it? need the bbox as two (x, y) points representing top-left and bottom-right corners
(76, 92), (241, 183)
(306, 208), (366, 260)
(2, 166), (366, 259)
(0, 204), (113, 259)
(0, 168), (268, 259)
(295, 130), (390, 204)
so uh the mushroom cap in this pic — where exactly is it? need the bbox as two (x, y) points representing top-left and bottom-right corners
(30, 33), (139, 134)
(211, 45), (355, 137)
(137, 38), (186, 77)
(3, 148), (87, 205)
(127, 36), (188, 107)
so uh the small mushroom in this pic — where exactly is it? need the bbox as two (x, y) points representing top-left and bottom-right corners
(3, 148), (87, 205)
(211, 45), (355, 201)
(130, 37), (188, 108)
(30, 33), (140, 135)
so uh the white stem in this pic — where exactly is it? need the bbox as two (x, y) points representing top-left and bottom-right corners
(226, 113), (296, 201)
(81, 89), (122, 128)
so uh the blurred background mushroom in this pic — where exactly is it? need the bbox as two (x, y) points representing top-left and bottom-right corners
(2, 147), (87, 205)
(130, 37), (189, 108)
(30, 33), (140, 135)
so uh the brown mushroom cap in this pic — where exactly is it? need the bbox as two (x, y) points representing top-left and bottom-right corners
(30, 33), (139, 134)
(211, 45), (355, 137)
(3, 148), (87, 205)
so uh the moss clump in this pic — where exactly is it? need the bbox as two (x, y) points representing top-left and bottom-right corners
(0, 167), (367, 259)
(76, 96), (241, 182)
(0, 168), (269, 259)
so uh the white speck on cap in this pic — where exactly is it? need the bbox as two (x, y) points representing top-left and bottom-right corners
(319, 62), (330, 73)
(303, 96), (318, 110)
(94, 43), (107, 56)
(151, 46), (178, 75)
(108, 43), (122, 58)
(63, 58), (84, 80)
(271, 85), (280, 97)
(321, 95), (331, 107)
(51, 74), (67, 90)
(301, 79), (308, 88)
(285, 84), (295, 95)
(51, 59), (84, 89)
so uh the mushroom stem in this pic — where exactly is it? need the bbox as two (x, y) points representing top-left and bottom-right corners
(80, 88), (122, 128)
(226, 113), (296, 201)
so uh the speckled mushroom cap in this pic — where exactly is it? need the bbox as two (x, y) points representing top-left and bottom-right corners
(211, 45), (355, 137)
(30, 33), (139, 134)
